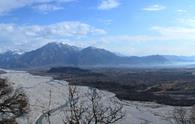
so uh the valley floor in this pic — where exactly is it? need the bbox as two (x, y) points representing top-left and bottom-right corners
(0, 70), (191, 124)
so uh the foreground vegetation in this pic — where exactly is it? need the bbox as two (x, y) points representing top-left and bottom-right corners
(0, 78), (29, 124)
(62, 86), (125, 124)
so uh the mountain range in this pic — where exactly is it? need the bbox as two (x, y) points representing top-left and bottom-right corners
(0, 42), (195, 69)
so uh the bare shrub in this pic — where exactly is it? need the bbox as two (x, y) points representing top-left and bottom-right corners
(190, 106), (195, 124)
(0, 78), (29, 123)
(63, 86), (125, 124)
(172, 107), (188, 124)
(169, 107), (195, 124)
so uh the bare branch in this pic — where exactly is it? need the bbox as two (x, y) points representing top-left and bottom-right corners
(63, 86), (125, 124)
(0, 78), (29, 123)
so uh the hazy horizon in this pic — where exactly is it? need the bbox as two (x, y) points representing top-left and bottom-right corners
(0, 0), (195, 56)
(2, 42), (195, 57)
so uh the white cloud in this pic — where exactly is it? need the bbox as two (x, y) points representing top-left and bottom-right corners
(96, 26), (195, 56)
(0, 0), (28, 15)
(176, 9), (187, 13)
(150, 26), (195, 41)
(100, 26), (195, 44)
(0, 0), (75, 15)
(0, 22), (106, 37)
(98, 0), (120, 10)
(143, 4), (166, 11)
(98, 19), (113, 25)
(179, 18), (195, 27)
(32, 3), (64, 13)
(0, 21), (106, 52)
(100, 35), (154, 42)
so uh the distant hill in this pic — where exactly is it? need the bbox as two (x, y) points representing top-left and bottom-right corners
(0, 51), (22, 68)
(1, 42), (191, 69)
(78, 47), (120, 65)
(48, 67), (90, 74)
(163, 55), (195, 62)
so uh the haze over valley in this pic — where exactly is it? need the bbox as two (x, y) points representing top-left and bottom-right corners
(1, 42), (195, 69)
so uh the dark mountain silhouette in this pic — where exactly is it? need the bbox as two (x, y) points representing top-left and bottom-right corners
(0, 51), (22, 68)
(78, 47), (120, 65)
(18, 42), (80, 67)
(0, 42), (179, 69)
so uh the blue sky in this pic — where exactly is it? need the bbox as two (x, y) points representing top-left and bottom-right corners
(0, 0), (195, 56)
